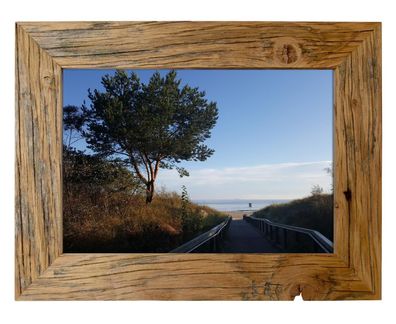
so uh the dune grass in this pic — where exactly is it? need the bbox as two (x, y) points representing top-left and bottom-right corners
(252, 194), (333, 241)
(63, 186), (227, 253)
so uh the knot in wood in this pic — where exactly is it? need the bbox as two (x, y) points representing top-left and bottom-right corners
(279, 44), (298, 64)
(273, 38), (302, 65)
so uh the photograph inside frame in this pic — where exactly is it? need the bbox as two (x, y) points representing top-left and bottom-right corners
(62, 69), (334, 253)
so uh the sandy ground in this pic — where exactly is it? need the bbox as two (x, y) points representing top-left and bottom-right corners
(223, 210), (255, 220)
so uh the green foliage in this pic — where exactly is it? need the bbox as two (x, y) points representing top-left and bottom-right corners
(324, 163), (333, 192)
(63, 105), (86, 148)
(178, 185), (200, 240)
(62, 70), (224, 251)
(64, 105), (85, 132)
(200, 212), (228, 231)
(81, 70), (218, 202)
(181, 185), (189, 203)
(180, 185), (189, 222)
(310, 184), (324, 196)
(252, 194), (333, 240)
(63, 146), (144, 194)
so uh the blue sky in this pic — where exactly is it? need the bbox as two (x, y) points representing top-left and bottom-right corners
(63, 69), (333, 200)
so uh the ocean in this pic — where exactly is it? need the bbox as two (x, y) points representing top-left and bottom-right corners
(192, 199), (290, 212)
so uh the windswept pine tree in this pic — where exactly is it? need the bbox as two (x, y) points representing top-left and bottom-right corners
(81, 70), (218, 203)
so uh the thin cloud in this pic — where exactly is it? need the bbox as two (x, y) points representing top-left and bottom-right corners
(157, 161), (332, 200)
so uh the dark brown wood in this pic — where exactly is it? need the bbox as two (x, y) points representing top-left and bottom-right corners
(15, 21), (381, 300)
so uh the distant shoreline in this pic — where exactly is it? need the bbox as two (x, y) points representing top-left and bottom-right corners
(222, 210), (255, 220)
(193, 199), (291, 203)
(194, 198), (291, 213)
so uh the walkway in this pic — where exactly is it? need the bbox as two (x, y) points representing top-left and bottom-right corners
(220, 218), (280, 253)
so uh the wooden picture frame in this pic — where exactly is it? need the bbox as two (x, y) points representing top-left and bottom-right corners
(15, 22), (381, 300)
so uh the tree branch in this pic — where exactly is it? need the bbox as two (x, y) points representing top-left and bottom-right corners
(144, 152), (155, 181)
(139, 152), (151, 182)
(129, 156), (148, 184)
(153, 159), (161, 179)
(106, 150), (131, 158)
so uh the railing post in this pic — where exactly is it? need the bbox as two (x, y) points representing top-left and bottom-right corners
(238, 216), (333, 254)
(283, 228), (287, 250)
(210, 238), (214, 252)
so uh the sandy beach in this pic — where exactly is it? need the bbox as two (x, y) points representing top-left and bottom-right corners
(223, 210), (256, 220)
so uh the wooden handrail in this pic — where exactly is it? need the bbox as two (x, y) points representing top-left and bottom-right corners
(244, 215), (333, 253)
(170, 217), (232, 253)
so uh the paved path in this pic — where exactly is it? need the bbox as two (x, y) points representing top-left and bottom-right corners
(220, 219), (280, 253)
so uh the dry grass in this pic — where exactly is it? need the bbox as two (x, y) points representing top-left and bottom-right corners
(63, 186), (227, 252)
(252, 194), (333, 241)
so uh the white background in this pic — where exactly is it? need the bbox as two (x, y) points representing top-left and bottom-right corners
(0, 1), (394, 323)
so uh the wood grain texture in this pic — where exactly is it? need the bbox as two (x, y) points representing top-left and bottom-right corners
(15, 22), (381, 300)
(15, 24), (63, 297)
(19, 22), (375, 69)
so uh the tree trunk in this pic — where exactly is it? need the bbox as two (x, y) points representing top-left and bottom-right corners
(145, 180), (155, 204)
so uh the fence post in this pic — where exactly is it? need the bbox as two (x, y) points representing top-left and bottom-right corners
(275, 227), (280, 244)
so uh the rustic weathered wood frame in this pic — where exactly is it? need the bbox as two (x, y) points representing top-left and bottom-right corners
(15, 22), (381, 300)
